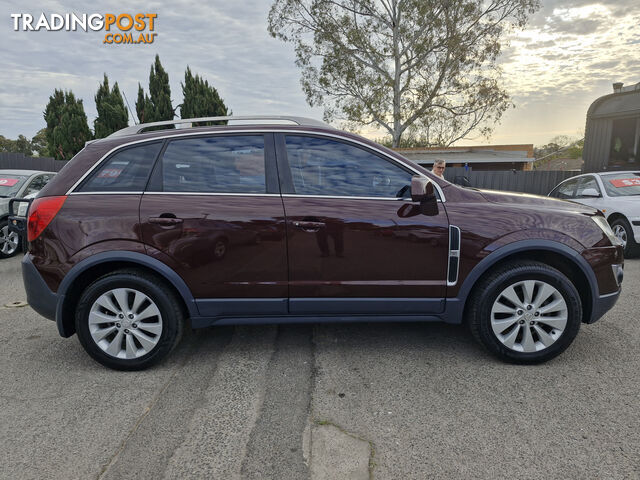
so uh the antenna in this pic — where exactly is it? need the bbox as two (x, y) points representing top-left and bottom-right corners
(122, 91), (138, 125)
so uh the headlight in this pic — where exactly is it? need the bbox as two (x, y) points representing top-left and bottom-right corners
(592, 216), (620, 245)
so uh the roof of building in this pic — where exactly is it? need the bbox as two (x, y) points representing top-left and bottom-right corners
(395, 145), (534, 164)
(587, 81), (640, 119)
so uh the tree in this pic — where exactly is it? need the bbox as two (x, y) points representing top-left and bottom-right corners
(135, 84), (155, 124)
(44, 89), (92, 160)
(31, 128), (49, 157)
(94, 74), (129, 138)
(0, 135), (33, 155)
(268, 0), (539, 147)
(136, 54), (174, 125)
(180, 67), (229, 125)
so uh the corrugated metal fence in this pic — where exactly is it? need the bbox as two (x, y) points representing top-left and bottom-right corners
(0, 153), (66, 172)
(440, 167), (580, 196)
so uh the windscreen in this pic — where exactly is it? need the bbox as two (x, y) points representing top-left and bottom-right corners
(601, 172), (640, 197)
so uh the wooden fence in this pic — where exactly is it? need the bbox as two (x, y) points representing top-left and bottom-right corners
(440, 167), (579, 196)
(0, 153), (67, 172)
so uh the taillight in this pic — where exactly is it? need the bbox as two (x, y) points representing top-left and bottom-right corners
(27, 196), (67, 242)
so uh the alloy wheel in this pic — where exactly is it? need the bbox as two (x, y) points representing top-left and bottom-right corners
(490, 280), (568, 353)
(612, 224), (628, 249)
(88, 288), (163, 359)
(0, 225), (19, 255)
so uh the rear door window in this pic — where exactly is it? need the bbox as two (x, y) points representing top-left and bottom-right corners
(150, 135), (266, 193)
(78, 142), (162, 192)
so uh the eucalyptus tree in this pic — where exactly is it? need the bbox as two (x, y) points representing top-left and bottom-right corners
(268, 0), (539, 146)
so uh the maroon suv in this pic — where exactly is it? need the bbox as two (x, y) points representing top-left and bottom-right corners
(22, 116), (624, 370)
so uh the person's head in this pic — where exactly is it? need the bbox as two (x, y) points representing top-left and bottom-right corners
(432, 159), (446, 176)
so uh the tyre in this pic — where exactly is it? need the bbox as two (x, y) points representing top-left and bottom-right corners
(610, 217), (637, 257)
(0, 220), (20, 259)
(75, 270), (184, 370)
(468, 261), (582, 364)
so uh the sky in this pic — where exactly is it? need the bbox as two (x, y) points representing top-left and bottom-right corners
(0, 0), (639, 148)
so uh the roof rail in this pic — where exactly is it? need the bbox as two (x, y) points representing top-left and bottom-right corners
(108, 116), (332, 138)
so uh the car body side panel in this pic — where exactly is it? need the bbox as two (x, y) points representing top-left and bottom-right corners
(140, 194), (288, 299)
(29, 194), (145, 292)
(280, 197), (450, 300)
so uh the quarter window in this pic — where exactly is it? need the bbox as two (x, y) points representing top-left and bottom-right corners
(154, 136), (266, 193)
(78, 142), (162, 192)
(550, 178), (579, 199)
(576, 177), (601, 198)
(285, 135), (412, 198)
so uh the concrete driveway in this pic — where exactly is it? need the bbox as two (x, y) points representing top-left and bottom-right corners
(1, 255), (638, 479)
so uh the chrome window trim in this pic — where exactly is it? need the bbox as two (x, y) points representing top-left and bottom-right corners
(66, 129), (446, 202)
(143, 192), (279, 197)
(69, 191), (144, 195)
(282, 193), (441, 202)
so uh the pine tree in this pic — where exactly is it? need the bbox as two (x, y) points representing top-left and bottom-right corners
(180, 67), (229, 125)
(135, 83), (154, 124)
(44, 89), (65, 157)
(135, 55), (173, 126)
(94, 74), (128, 138)
(149, 54), (173, 121)
(44, 90), (91, 160)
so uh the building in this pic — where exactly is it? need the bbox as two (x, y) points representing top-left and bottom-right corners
(394, 144), (534, 171)
(583, 81), (640, 173)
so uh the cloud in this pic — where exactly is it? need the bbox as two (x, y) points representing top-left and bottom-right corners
(0, 0), (323, 139)
(0, 0), (637, 148)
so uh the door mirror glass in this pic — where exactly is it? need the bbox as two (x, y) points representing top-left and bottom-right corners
(580, 188), (601, 198)
(411, 175), (434, 202)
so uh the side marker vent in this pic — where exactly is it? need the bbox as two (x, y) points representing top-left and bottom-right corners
(447, 226), (461, 286)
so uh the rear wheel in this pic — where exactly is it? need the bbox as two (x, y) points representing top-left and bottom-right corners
(469, 261), (582, 363)
(75, 270), (183, 370)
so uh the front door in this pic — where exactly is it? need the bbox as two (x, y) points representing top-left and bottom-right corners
(276, 134), (449, 315)
(139, 133), (288, 317)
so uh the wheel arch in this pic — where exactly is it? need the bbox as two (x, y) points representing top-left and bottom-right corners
(606, 211), (627, 224)
(56, 251), (197, 337)
(451, 240), (597, 325)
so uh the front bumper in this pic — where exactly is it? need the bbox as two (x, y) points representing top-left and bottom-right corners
(586, 288), (621, 324)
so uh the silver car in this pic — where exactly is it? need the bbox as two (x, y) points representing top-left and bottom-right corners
(0, 170), (56, 258)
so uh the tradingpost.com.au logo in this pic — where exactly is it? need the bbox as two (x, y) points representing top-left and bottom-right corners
(10, 13), (157, 45)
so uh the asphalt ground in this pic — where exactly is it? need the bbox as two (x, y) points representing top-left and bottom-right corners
(0, 255), (638, 479)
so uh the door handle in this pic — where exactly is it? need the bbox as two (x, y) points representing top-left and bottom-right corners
(148, 216), (183, 226)
(293, 221), (326, 232)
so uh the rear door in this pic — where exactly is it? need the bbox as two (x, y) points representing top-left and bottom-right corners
(139, 133), (288, 317)
(276, 133), (450, 315)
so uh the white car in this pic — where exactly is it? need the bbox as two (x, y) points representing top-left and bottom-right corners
(549, 171), (640, 256)
(0, 169), (56, 258)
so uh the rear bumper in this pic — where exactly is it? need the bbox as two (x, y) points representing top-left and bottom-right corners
(22, 254), (58, 322)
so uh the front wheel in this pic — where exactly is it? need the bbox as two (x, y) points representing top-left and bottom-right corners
(75, 270), (183, 370)
(610, 217), (637, 257)
(0, 221), (20, 258)
(469, 262), (582, 364)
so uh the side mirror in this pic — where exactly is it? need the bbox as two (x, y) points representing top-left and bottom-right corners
(411, 176), (435, 202)
(580, 188), (601, 198)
